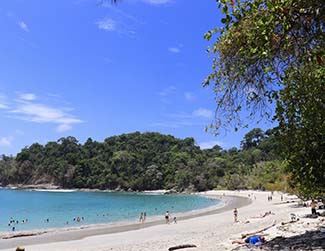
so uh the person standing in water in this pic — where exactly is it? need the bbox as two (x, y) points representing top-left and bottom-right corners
(143, 212), (146, 223)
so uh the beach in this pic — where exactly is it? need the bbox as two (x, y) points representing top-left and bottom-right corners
(0, 190), (320, 251)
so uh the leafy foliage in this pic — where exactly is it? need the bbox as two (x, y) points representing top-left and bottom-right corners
(204, 0), (324, 196)
(0, 130), (286, 192)
(204, 0), (324, 129)
(275, 63), (325, 197)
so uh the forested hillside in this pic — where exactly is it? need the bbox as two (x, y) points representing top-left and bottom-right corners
(0, 129), (286, 192)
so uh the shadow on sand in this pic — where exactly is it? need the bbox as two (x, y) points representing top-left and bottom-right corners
(264, 230), (325, 251)
(232, 230), (325, 251)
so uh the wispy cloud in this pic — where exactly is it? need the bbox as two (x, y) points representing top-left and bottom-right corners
(168, 47), (180, 53)
(0, 94), (9, 109)
(150, 122), (181, 128)
(192, 108), (213, 119)
(2, 92), (82, 132)
(10, 103), (82, 124)
(151, 108), (213, 129)
(0, 103), (8, 109)
(95, 18), (116, 31)
(157, 86), (176, 97)
(18, 92), (36, 101)
(100, 3), (145, 25)
(142, 0), (173, 5)
(157, 86), (176, 104)
(56, 124), (72, 133)
(199, 140), (225, 150)
(184, 92), (195, 101)
(95, 17), (136, 37)
(168, 43), (183, 54)
(0, 136), (12, 147)
(18, 21), (29, 32)
(0, 130), (26, 148)
(150, 120), (202, 129)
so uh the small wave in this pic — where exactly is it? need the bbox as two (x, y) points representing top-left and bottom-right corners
(32, 189), (76, 193)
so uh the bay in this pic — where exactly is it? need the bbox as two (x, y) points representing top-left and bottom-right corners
(0, 189), (219, 232)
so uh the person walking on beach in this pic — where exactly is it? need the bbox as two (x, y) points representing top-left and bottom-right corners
(310, 200), (318, 215)
(165, 211), (170, 224)
(233, 208), (238, 222)
(139, 212), (143, 223)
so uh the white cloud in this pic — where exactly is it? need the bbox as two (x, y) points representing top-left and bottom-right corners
(0, 137), (12, 147)
(0, 94), (9, 109)
(10, 103), (82, 124)
(168, 47), (180, 53)
(0, 103), (8, 109)
(95, 18), (116, 31)
(151, 107), (213, 129)
(142, 0), (173, 5)
(199, 140), (225, 150)
(184, 92), (195, 101)
(56, 124), (72, 133)
(192, 108), (213, 119)
(3, 92), (83, 132)
(18, 21), (29, 32)
(19, 93), (36, 101)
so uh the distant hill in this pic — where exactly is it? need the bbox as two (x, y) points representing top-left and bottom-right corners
(0, 130), (285, 192)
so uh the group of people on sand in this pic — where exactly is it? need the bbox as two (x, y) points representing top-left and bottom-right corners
(234, 207), (275, 224)
(232, 195), (325, 248)
(138, 211), (177, 224)
(139, 210), (178, 224)
(165, 211), (177, 224)
(247, 193), (256, 200)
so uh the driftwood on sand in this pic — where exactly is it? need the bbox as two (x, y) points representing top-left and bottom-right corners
(280, 219), (299, 226)
(241, 221), (276, 238)
(168, 244), (197, 250)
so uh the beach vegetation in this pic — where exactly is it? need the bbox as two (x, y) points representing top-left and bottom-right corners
(0, 130), (287, 193)
(204, 0), (325, 197)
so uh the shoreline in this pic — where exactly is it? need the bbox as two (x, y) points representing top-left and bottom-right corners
(0, 184), (175, 194)
(0, 195), (250, 250)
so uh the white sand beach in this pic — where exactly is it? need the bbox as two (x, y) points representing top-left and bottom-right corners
(0, 190), (318, 251)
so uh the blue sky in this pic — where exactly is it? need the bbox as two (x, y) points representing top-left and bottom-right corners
(0, 0), (273, 155)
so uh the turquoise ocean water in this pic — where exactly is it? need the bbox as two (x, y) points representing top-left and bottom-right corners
(0, 189), (219, 232)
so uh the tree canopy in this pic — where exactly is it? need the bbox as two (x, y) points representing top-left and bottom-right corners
(204, 0), (324, 196)
(0, 130), (286, 193)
